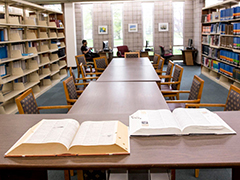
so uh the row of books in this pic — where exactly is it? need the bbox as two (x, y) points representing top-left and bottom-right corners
(233, 23), (240, 35)
(202, 6), (240, 23)
(202, 11), (220, 23)
(220, 36), (233, 48)
(233, 37), (240, 49)
(219, 50), (240, 65)
(0, 29), (8, 41)
(220, 8), (234, 21)
(202, 45), (219, 59)
(202, 26), (211, 34)
(202, 57), (238, 79)
(221, 24), (233, 35)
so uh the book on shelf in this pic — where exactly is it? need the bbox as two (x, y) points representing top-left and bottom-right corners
(220, 36), (233, 48)
(5, 119), (130, 157)
(0, 29), (8, 41)
(0, 45), (8, 59)
(0, 64), (7, 77)
(233, 68), (240, 81)
(129, 108), (236, 136)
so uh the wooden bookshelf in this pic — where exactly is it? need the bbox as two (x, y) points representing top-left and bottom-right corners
(201, 1), (240, 89)
(0, 0), (67, 114)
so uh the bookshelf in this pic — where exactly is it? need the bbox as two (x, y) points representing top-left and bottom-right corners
(0, 0), (67, 114)
(201, 0), (240, 89)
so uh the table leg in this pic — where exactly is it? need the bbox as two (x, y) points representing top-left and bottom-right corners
(232, 167), (240, 180)
(0, 169), (48, 180)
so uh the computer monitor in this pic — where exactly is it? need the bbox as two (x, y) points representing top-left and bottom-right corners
(103, 41), (109, 51)
(188, 39), (193, 48)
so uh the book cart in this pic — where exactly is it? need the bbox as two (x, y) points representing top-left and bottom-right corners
(0, 0), (67, 114)
(201, 0), (240, 89)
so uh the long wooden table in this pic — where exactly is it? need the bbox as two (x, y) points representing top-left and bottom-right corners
(68, 81), (168, 114)
(97, 58), (160, 82)
(1, 112), (240, 180)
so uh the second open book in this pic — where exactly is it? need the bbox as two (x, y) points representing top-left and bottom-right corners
(5, 120), (129, 157)
(129, 108), (236, 136)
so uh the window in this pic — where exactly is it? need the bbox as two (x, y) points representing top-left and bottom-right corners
(173, 2), (184, 55)
(44, 4), (62, 12)
(82, 4), (93, 47)
(112, 4), (123, 56)
(142, 3), (154, 49)
(205, 0), (223, 7)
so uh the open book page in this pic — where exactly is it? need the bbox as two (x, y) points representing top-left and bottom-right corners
(24, 119), (79, 149)
(172, 108), (236, 134)
(129, 110), (181, 135)
(70, 121), (118, 147)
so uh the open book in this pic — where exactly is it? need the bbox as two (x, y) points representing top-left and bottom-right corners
(5, 119), (129, 157)
(129, 108), (236, 136)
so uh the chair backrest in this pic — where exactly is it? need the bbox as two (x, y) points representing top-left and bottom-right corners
(69, 67), (77, 83)
(124, 52), (140, 58)
(63, 76), (78, 105)
(75, 54), (87, 77)
(188, 75), (204, 102)
(165, 60), (174, 82)
(171, 64), (184, 90)
(93, 56), (108, 72)
(157, 57), (165, 70)
(15, 88), (39, 114)
(80, 63), (87, 78)
(153, 53), (161, 65)
(159, 46), (165, 56)
(224, 85), (240, 111)
(117, 45), (129, 54)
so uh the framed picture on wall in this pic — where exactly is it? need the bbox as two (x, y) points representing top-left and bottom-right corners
(98, 25), (108, 34)
(158, 23), (168, 32)
(128, 24), (138, 32)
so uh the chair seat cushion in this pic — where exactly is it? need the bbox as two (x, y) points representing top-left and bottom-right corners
(85, 68), (95, 73)
(167, 103), (185, 111)
(161, 84), (171, 91)
(164, 53), (173, 56)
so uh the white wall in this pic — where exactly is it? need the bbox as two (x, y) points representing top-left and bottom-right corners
(64, 3), (77, 67)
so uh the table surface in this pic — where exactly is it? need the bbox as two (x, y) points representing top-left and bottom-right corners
(97, 58), (160, 82)
(68, 81), (168, 114)
(1, 111), (240, 170)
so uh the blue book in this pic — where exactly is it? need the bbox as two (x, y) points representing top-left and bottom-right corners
(0, 30), (4, 41)
(0, 45), (8, 59)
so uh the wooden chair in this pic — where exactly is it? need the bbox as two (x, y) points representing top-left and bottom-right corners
(75, 54), (95, 78)
(69, 67), (89, 90)
(159, 60), (174, 82)
(93, 56), (108, 72)
(165, 75), (205, 111)
(185, 84), (240, 111)
(63, 76), (82, 105)
(155, 56), (165, 75)
(160, 64), (184, 100)
(124, 52), (140, 58)
(15, 88), (72, 114)
(80, 63), (101, 83)
(186, 84), (240, 178)
(152, 53), (161, 69)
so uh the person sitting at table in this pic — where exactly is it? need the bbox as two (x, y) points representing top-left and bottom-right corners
(81, 40), (100, 59)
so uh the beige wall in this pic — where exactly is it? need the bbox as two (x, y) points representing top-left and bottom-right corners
(153, 0), (173, 55)
(123, 2), (143, 51)
(74, 2), (82, 55)
(93, 3), (113, 51)
(193, 0), (204, 64)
